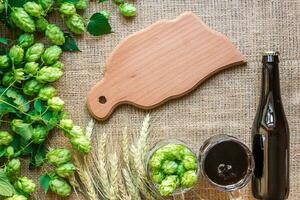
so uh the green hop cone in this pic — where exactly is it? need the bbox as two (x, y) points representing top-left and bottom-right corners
(41, 45), (62, 65)
(46, 148), (71, 166)
(25, 43), (45, 62)
(23, 78), (44, 96)
(162, 160), (178, 175)
(2, 72), (14, 86)
(0, 131), (13, 146)
(182, 155), (197, 170)
(5, 146), (14, 158)
(38, 85), (57, 100)
(155, 144), (183, 161)
(113, 0), (124, 4)
(66, 14), (85, 35)
(51, 61), (64, 69)
(15, 176), (36, 195)
(45, 24), (65, 45)
(0, 0), (4, 13)
(59, 119), (74, 132)
(59, 2), (76, 16)
(32, 124), (48, 144)
(35, 17), (49, 32)
(49, 178), (72, 197)
(2, 69), (24, 86)
(4, 195), (28, 200)
(176, 163), (186, 177)
(149, 153), (165, 170)
(70, 134), (91, 153)
(47, 96), (64, 111)
(100, 10), (110, 19)
(151, 170), (165, 184)
(39, 0), (54, 13)
(159, 175), (178, 196)
(119, 3), (136, 17)
(10, 7), (36, 33)
(14, 68), (25, 83)
(0, 55), (10, 69)
(23, 2), (44, 17)
(17, 34), (34, 48)
(55, 162), (76, 178)
(24, 62), (39, 75)
(64, 125), (82, 138)
(3, 69), (26, 86)
(75, 0), (88, 10)
(4, 158), (21, 179)
(36, 67), (63, 83)
(9, 45), (24, 64)
(180, 170), (197, 188)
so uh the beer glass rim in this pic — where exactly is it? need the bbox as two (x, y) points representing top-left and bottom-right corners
(199, 134), (254, 192)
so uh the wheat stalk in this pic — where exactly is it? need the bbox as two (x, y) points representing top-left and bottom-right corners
(122, 168), (141, 200)
(122, 127), (130, 165)
(73, 155), (98, 200)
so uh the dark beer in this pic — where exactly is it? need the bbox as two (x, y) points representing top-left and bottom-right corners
(203, 140), (250, 186)
(252, 52), (289, 200)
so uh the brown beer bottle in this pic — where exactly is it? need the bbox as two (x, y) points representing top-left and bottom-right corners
(252, 51), (289, 200)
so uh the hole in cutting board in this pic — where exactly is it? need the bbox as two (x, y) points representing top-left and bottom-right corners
(99, 96), (107, 104)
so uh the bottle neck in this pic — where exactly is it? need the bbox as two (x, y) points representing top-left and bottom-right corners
(260, 60), (281, 101)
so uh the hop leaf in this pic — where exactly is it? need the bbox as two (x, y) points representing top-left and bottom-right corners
(87, 12), (112, 36)
(4, 194), (27, 200)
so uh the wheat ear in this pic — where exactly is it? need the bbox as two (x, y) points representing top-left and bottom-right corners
(92, 132), (110, 198)
(108, 152), (119, 199)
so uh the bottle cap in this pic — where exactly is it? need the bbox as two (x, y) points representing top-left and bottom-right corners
(262, 51), (279, 63)
(262, 51), (280, 56)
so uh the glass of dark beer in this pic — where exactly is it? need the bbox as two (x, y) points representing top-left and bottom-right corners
(199, 135), (254, 199)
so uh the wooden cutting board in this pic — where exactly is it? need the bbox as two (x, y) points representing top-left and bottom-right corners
(87, 12), (246, 121)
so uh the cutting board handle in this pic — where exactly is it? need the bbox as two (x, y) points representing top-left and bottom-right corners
(87, 79), (120, 120)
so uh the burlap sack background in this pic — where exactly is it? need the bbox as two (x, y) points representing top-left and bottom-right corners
(1, 0), (300, 199)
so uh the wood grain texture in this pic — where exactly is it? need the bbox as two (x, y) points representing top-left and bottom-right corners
(87, 12), (246, 121)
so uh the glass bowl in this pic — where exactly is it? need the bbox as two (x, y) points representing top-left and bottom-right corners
(146, 139), (200, 196)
